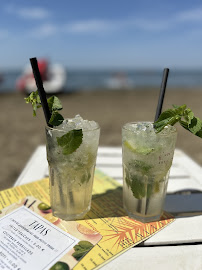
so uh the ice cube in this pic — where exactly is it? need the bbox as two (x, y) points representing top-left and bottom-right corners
(89, 120), (99, 129)
(57, 119), (76, 131)
(55, 114), (99, 133)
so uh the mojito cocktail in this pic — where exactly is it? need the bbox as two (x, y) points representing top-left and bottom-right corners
(46, 115), (100, 220)
(122, 122), (177, 223)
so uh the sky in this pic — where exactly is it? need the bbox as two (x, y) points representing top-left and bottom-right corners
(0, 0), (202, 69)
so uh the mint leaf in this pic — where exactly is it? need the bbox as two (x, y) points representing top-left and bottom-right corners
(130, 160), (152, 173)
(130, 175), (146, 199)
(180, 108), (202, 135)
(154, 104), (202, 140)
(188, 116), (202, 134)
(47, 96), (63, 112)
(24, 90), (41, 116)
(154, 106), (180, 132)
(184, 108), (194, 124)
(154, 115), (180, 133)
(180, 118), (202, 138)
(57, 129), (83, 155)
(155, 109), (177, 122)
(125, 168), (131, 188)
(196, 130), (202, 138)
(81, 172), (91, 183)
(179, 120), (189, 130)
(174, 104), (187, 115)
(25, 91), (84, 155)
(49, 111), (64, 126)
(154, 105), (188, 133)
(25, 91), (63, 117)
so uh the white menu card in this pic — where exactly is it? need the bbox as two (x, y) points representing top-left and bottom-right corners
(0, 206), (79, 270)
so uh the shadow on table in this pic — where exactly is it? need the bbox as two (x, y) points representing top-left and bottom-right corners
(84, 186), (174, 222)
(84, 186), (127, 219)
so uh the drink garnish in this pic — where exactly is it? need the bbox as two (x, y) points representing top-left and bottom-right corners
(154, 104), (202, 137)
(25, 90), (83, 154)
(24, 90), (41, 117)
(124, 141), (154, 155)
(57, 129), (83, 155)
(25, 90), (64, 125)
(125, 104), (202, 200)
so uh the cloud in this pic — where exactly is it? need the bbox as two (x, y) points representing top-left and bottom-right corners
(28, 6), (202, 40)
(29, 23), (57, 38)
(132, 19), (172, 31)
(29, 20), (119, 38)
(176, 7), (202, 22)
(18, 7), (50, 19)
(28, 19), (170, 39)
(65, 19), (118, 33)
(5, 5), (50, 19)
(64, 18), (172, 34)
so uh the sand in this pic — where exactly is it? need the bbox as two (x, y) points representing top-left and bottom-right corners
(1, 87), (202, 190)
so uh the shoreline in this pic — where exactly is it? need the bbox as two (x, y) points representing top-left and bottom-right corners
(0, 88), (202, 190)
(1, 85), (202, 93)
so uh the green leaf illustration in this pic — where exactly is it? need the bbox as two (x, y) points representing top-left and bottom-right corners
(72, 241), (93, 261)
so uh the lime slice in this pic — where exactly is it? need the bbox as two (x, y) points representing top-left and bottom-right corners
(124, 141), (154, 155)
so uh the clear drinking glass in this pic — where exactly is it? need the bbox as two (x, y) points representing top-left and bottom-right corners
(122, 122), (177, 223)
(45, 123), (100, 221)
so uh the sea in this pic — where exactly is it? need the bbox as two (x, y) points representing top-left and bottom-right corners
(0, 69), (202, 92)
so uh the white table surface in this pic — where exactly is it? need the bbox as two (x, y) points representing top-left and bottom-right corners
(15, 146), (202, 269)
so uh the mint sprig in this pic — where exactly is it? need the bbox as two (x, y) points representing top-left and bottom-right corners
(24, 90), (41, 116)
(25, 91), (64, 126)
(25, 90), (83, 155)
(154, 104), (202, 138)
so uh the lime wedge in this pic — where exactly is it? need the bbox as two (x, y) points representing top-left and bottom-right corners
(124, 141), (154, 155)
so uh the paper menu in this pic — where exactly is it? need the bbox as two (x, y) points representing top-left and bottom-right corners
(74, 184), (174, 270)
(0, 196), (102, 270)
(0, 206), (79, 270)
(0, 169), (175, 270)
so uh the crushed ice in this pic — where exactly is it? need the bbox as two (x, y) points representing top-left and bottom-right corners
(56, 114), (99, 131)
(125, 122), (175, 135)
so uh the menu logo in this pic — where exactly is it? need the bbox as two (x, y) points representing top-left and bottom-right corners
(29, 220), (51, 236)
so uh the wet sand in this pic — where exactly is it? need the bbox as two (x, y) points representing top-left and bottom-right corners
(0, 87), (202, 190)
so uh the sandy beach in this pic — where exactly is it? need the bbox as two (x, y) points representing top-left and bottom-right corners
(1, 87), (202, 190)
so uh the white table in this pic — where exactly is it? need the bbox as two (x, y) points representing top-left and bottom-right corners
(15, 146), (202, 269)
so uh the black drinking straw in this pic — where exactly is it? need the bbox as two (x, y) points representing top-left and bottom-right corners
(154, 68), (169, 122)
(30, 57), (73, 208)
(30, 57), (52, 127)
